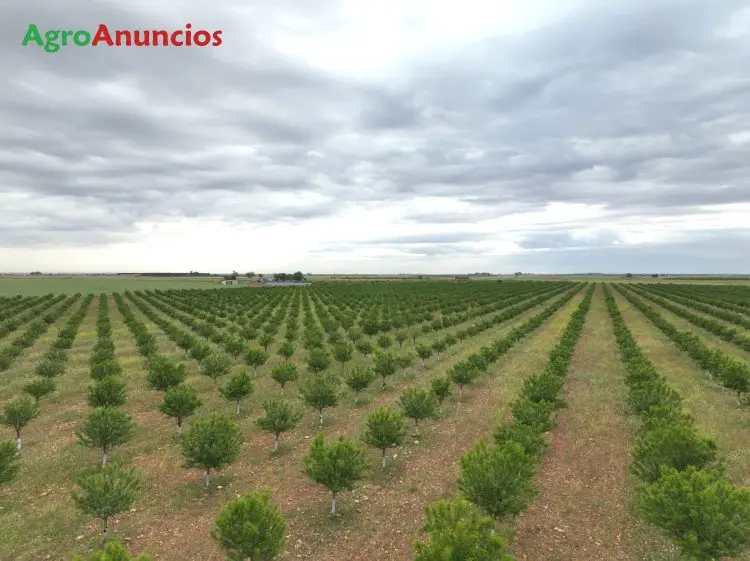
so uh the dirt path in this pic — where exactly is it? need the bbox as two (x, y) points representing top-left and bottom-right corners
(512, 285), (642, 561)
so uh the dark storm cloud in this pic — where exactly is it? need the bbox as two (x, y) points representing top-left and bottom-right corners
(1, 0), (749, 268)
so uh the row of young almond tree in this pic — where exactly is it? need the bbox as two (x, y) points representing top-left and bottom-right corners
(603, 284), (750, 559)
(10, 282), (581, 559)
(614, 285), (750, 406)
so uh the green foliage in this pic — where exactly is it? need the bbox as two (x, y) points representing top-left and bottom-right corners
(159, 384), (201, 432)
(90, 359), (123, 381)
(219, 369), (254, 415)
(636, 467), (750, 560)
(415, 344), (433, 364)
(277, 341), (295, 361)
(224, 337), (246, 359)
(212, 489), (286, 561)
(3, 396), (40, 450)
(23, 377), (56, 403)
(180, 413), (243, 488)
(0, 440), (20, 484)
(75, 407), (135, 466)
(200, 351), (232, 384)
(394, 331), (408, 348)
(332, 342), (354, 372)
(413, 498), (514, 561)
(376, 334), (393, 349)
(35, 358), (65, 378)
(299, 374), (340, 425)
(88, 376), (127, 408)
(304, 433), (368, 513)
(459, 439), (536, 520)
(430, 376), (452, 404)
(270, 363), (298, 393)
(255, 398), (303, 451)
(398, 388), (439, 436)
(345, 364), (376, 400)
(631, 424), (718, 483)
(244, 347), (269, 374)
(510, 398), (555, 432)
(258, 333), (274, 351)
(306, 347), (332, 374)
(448, 362), (479, 394)
(355, 339), (374, 358)
(71, 464), (141, 543)
(493, 420), (547, 459)
(373, 351), (399, 389)
(362, 406), (407, 469)
(72, 541), (152, 560)
(520, 371), (565, 407)
(146, 355), (186, 391)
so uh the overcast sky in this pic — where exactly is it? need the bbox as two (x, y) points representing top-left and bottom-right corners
(1, 0), (749, 274)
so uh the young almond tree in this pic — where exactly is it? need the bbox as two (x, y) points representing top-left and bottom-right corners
(345, 365), (376, 404)
(71, 464), (141, 544)
(245, 347), (269, 376)
(180, 413), (243, 488)
(304, 433), (368, 514)
(219, 369), (254, 415)
(333, 342), (354, 374)
(255, 398), (303, 452)
(431, 376), (452, 413)
(355, 340), (374, 361)
(413, 498), (513, 561)
(224, 337), (246, 361)
(0, 440), (20, 484)
(306, 347), (332, 375)
(270, 363), (298, 394)
(459, 439), (536, 520)
(23, 378), (56, 404)
(146, 355), (186, 391)
(277, 341), (295, 362)
(394, 331), (408, 349)
(159, 384), (201, 434)
(299, 374), (340, 426)
(362, 407), (407, 470)
(449, 362), (478, 396)
(72, 541), (152, 560)
(201, 351), (232, 386)
(212, 489), (286, 561)
(373, 351), (399, 389)
(399, 388), (439, 437)
(416, 344), (433, 366)
(87, 376), (127, 408)
(3, 396), (40, 451)
(75, 406), (135, 466)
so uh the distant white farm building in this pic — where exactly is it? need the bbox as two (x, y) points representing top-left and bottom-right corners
(221, 279), (239, 285)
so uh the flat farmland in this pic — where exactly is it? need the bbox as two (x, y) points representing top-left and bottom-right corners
(1, 280), (750, 560)
(0, 276), (228, 296)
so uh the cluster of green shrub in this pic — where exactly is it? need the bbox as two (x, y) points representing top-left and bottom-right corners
(617, 286), (750, 407)
(412, 284), (594, 558)
(604, 284), (750, 560)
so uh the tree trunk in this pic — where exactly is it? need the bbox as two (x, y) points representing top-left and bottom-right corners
(101, 517), (109, 544)
(101, 447), (109, 467)
(236, 400), (241, 416)
(204, 469), (211, 488)
(274, 433), (279, 452)
(319, 410), (324, 426)
(381, 449), (387, 470)
(177, 418), (182, 435)
(281, 385), (285, 395)
(16, 436), (22, 452)
(382, 377), (386, 389)
(331, 493), (337, 514)
(414, 420), (420, 437)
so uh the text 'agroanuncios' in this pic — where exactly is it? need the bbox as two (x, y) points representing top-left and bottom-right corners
(21, 23), (223, 53)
